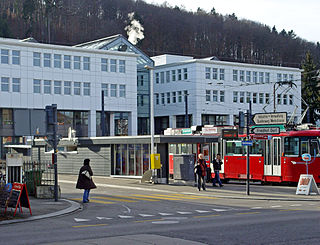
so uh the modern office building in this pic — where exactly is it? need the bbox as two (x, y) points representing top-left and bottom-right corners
(152, 54), (302, 133)
(0, 37), (138, 159)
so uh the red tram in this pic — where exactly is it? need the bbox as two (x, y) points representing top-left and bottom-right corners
(220, 129), (320, 184)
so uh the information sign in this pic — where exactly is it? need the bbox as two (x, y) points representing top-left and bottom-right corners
(252, 112), (287, 125)
(222, 129), (238, 139)
(241, 140), (253, 146)
(250, 135), (272, 140)
(296, 174), (320, 195)
(252, 127), (280, 134)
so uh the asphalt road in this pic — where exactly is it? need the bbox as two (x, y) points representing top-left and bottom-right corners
(1, 180), (320, 245)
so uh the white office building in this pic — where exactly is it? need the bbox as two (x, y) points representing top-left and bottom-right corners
(0, 37), (138, 158)
(152, 55), (302, 133)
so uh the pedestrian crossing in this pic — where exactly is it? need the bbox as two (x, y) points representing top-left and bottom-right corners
(71, 193), (217, 204)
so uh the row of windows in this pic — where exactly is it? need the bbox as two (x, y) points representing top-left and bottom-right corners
(1, 77), (21, 92)
(155, 68), (188, 84)
(1, 49), (126, 73)
(205, 90), (226, 102)
(205, 67), (225, 80)
(155, 90), (188, 105)
(101, 83), (126, 98)
(232, 70), (271, 83)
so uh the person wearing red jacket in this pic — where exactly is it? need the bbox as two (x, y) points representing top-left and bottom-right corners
(194, 153), (207, 191)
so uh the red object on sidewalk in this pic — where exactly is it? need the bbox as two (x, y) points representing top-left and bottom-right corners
(5, 183), (32, 217)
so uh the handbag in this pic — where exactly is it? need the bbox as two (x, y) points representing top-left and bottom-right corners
(81, 170), (92, 179)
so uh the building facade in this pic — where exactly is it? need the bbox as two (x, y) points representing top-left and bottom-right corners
(0, 37), (138, 159)
(152, 55), (302, 133)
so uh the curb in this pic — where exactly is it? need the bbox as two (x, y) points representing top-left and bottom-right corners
(0, 199), (81, 225)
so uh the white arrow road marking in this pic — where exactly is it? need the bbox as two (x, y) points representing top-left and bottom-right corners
(74, 218), (91, 222)
(177, 211), (192, 215)
(139, 214), (155, 217)
(195, 210), (210, 213)
(96, 217), (113, 220)
(212, 209), (228, 212)
(251, 207), (263, 209)
(290, 204), (302, 207)
(152, 221), (179, 224)
(159, 213), (173, 216)
(118, 215), (134, 219)
(271, 205), (282, 208)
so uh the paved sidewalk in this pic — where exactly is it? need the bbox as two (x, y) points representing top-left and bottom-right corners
(60, 174), (320, 201)
(0, 197), (81, 225)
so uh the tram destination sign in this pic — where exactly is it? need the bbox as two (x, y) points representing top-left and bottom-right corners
(251, 127), (280, 134)
(252, 112), (287, 125)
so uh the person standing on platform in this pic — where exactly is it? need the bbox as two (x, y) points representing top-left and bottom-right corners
(195, 153), (207, 191)
(76, 159), (96, 203)
(212, 154), (224, 187)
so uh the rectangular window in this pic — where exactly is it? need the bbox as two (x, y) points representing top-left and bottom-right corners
(172, 92), (176, 103)
(161, 93), (165, 104)
(206, 90), (211, 101)
(252, 71), (257, 83)
(178, 91), (182, 102)
(240, 92), (244, 103)
(265, 72), (270, 83)
(119, 60), (125, 73)
(155, 72), (159, 83)
(172, 70), (176, 81)
(102, 83), (108, 97)
(220, 69), (225, 80)
(12, 50), (20, 65)
(33, 79), (41, 93)
(178, 69), (182, 80)
(74, 56), (81, 70)
(64, 55), (71, 69)
(160, 72), (165, 83)
(83, 57), (90, 70)
(1, 49), (9, 64)
(265, 93), (270, 104)
(283, 94), (287, 105)
(155, 93), (159, 104)
(12, 78), (20, 92)
(212, 68), (218, 80)
(101, 58), (108, 72)
(259, 93), (264, 104)
(64, 81), (71, 95)
(284, 137), (299, 156)
(54, 54), (61, 68)
(283, 74), (288, 81)
(233, 92), (238, 103)
(44, 80), (51, 94)
(166, 92), (170, 104)
(277, 94), (281, 104)
(44, 53), (51, 67)
(74, 82), (81, 95)
(166, 71), (170, 83)
(289, 95), (293, 105)
(184, 68), (188, 80)
(240, 70), (244, 82)
(54, 81), (62, 94)
(213, 90), (218, 102)
(277, 73), (282, 82)
(289, 74), (293, 81)
(246, 71), (251, 82)
(205, 67), (211, 79)
(220, 91), (225, 102)
(110, 59), (117, 72)
(119, 85), (126, 97)
(233, 70), (238, 81)
(83, 82), (90, 96)
(253, 93), (257, 103)
(246, 92), (251, 103)
(1, 77), (9, 92)
(259, 72), (264, 83)
(111, 84), (117, 97)
(33, 52), (41, 66)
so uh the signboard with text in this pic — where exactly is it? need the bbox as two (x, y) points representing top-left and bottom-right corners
(253, 112), (287, 125)
(296, 174), (319, 195)
(222, 129), (238, 139)
(252, 127), (280, 134)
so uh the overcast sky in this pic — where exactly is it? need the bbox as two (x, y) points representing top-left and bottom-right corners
(144, 0), (319, 43)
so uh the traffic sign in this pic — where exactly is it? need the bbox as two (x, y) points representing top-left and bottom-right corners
(250, 135), (272, 140)
(252, 112), (287, 125)
(252, 127), (280, 134)
(241, 140), (253, 146)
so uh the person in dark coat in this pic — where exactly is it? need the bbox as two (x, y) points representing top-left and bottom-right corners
(212, 154), (224, 187)
(76, 159), (96, 203)
(194, 153), (207, 191)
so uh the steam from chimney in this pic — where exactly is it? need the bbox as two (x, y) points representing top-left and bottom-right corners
(125, 12), (144, 45)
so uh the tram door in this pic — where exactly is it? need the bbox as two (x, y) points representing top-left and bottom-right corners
(264, 137), (281, 176)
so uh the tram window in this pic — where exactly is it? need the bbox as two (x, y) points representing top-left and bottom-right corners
(310, 140), (319, 156)
(301, 141), (309, 155)
(250, 141), (263, 155)
(284, 137), (299, 156)
(226, 141), (244, 155)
